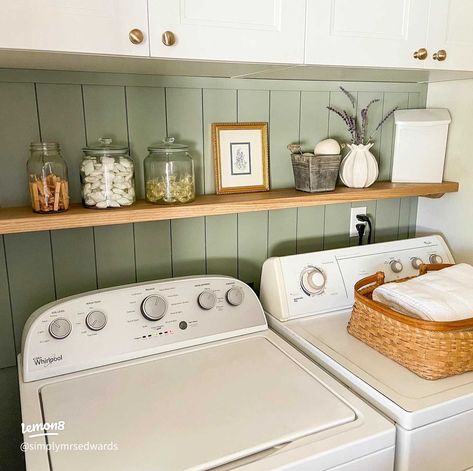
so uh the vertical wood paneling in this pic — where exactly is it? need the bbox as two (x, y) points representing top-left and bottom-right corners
(269, 91), (300, 189)
(35, 83), (86, 202)
(134, 221), (172, 282)
(408, 197), (418, 238)
(237, 90), (270, 289)
(171, 218), (206, 276)
(0, 237), (15, 368)
(268, 209), (297, 257)
(166, 88), (204, 194)
(51, 228), (97, 298)
(0, 82), (39, 207)
(93, 224), (136, 288)
(398, 197), (411, 240)
(82, 85), (128, 145)
(4, 232), (56, 351)
(324, 203), (351, 249)
(296, 206), (325, 254)
(126, 86), (167, 200)
(237, 211), (268, 290)
(375, 198), (401, 243)
(206, 215), (237, 276)
(328, 90), (355, 143)
(378, 92), (409, 180)
(299, 91), (330, 148)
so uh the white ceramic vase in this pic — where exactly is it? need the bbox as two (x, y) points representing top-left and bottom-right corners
(339, 143), (379, 188)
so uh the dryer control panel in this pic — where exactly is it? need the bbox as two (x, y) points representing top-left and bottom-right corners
(21, 276), (266, 382)
(260, 235), (454, 321)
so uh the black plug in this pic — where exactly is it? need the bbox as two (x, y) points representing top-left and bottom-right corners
(356, 214), (373, 244)
(356, 223), (366, 246)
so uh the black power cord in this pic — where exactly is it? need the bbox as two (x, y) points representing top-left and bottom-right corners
(356, 214), (373, 244)
(356, 223), (366, 246)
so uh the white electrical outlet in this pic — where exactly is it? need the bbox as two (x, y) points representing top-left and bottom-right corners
(350, 207), (367, 237)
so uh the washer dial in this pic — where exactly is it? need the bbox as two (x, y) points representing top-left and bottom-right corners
(86, 311), (107, 331)
(226, 287), (244, 306)
(141, 295), (167, 321)
(430, 254), (443, 264)
(411, 257), (423, 270)
(390, 260), (403, 273)
(198, 291), (217, 310)
(300, 266), (326, 296)
(49, 318), (72, 340)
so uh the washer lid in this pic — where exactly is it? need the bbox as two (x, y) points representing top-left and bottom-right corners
(285, 312), (473, 427)
(40, 336), (355, 471)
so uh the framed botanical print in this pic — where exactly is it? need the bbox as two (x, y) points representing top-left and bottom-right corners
(212, 122), (269, 194)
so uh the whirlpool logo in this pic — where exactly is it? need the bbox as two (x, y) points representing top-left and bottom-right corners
(33, 354), (63, 367)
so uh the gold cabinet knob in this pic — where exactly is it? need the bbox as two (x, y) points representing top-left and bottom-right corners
(413, 48), (428, 60)
(433, 49), (447, 61)
(129, 28), (144, 45)
(162, 31), (176, 46)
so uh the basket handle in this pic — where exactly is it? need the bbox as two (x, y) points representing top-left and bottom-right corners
(354, 271), (385, 295)
(418, 263), (453, 275)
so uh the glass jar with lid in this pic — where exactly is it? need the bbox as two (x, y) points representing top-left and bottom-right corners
(144, 137), (195, 204)
(27, 142), (70, 213)
(80, 137), (135, 209)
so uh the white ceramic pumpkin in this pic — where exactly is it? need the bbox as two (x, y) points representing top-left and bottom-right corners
(339, 143), (379, 188)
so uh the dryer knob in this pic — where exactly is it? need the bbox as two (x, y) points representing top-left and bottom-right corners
(49, 318), (72, 340)
(411, 257), (423, 270)
(86, 311), (107, 331)
(300, 266), (326, 296)
(226, 287), (244, 306)
(198, 291), (217, 310)
(390, 260), (403, 273)
(429, 254), (443, 264)
(141, 295), (167, 321)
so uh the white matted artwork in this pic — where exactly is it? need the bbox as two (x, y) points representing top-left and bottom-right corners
(212, 122), (269, 194)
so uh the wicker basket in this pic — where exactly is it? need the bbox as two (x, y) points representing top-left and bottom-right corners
(348, 264), (473, 380)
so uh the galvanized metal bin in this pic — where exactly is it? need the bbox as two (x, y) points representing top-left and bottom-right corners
(291, 153), (341, 193)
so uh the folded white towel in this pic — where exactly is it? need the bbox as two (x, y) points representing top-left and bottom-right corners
(372, 263), (473, 321)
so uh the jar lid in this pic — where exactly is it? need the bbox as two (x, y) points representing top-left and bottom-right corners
(148, 137), (189, 153)
(83, 137), (129, 155)
(30, 142), (60, 151)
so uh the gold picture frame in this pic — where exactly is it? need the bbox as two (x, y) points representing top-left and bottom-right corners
(212, 122), (269, 195)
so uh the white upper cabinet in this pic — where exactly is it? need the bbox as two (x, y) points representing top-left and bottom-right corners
(0, 0), (149, 56)
(305, 0), (430, 69)
(148, 0), (306, 64)
(427, 0), (473, 70)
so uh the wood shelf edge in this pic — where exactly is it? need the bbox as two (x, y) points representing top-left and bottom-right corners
(0, 181), (459, 235)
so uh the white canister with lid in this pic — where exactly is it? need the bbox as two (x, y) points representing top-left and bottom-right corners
(391, 109), (451, 183)
(80, 137), (136, 208)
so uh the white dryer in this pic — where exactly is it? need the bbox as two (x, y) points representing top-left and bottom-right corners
(18, 275), (394, 471)
(260, 235), (473, 471)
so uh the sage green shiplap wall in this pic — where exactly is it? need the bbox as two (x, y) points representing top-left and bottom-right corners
(0, 69), (425, 469)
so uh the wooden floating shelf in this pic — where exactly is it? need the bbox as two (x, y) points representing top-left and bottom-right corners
(0, 181), (459, 235)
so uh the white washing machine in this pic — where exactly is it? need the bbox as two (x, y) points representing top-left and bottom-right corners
(18, 275), (395, 471)
(260, 235), (473, 471)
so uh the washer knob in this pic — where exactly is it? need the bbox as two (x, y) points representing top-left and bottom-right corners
(390, 260), (403, 273)
(411, 257), (423, 270)
(300, 266), (326, 296)
(198, 291), (217, 310)
(86, 311), (107, 331)
(430, 254), (443, 264)
(49, 318), (72, 340)
(141, 295), (167, 321)
(226, 287), (244, 306)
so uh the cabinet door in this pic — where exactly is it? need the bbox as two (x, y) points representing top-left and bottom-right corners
(427, 0), (473, 70)
(305, 0), (430, 68)
(148, 0), (306, 64)
(0, 0), (149, 56)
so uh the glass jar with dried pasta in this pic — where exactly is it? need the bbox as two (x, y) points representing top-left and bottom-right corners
(144, 137), (195, 204)
(27, 142), (70, 213)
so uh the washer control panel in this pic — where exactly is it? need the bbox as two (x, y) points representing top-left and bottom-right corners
(21, 276), (265, 382)
(260, 235), (454, 321)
